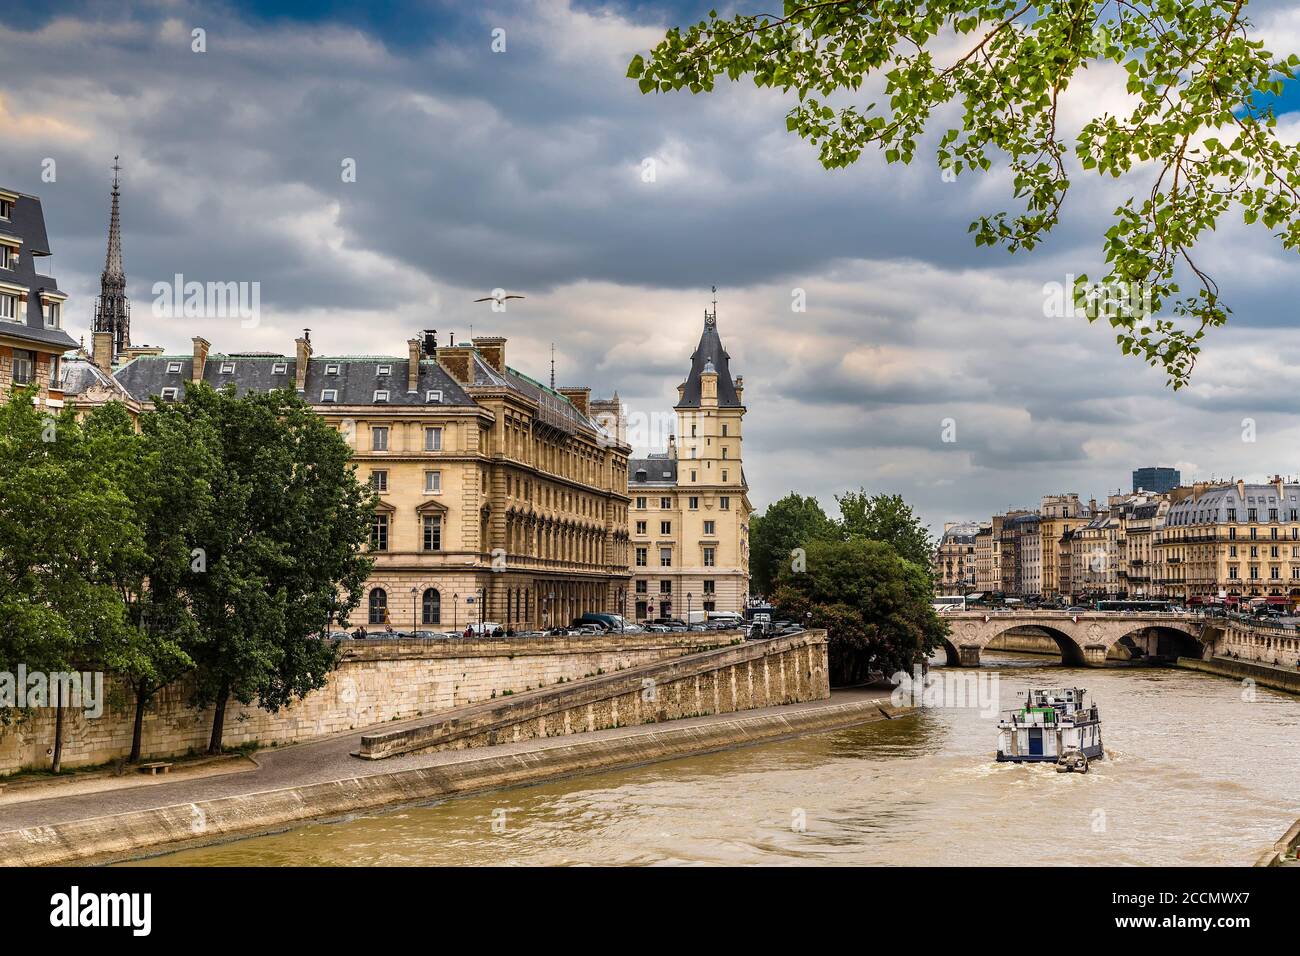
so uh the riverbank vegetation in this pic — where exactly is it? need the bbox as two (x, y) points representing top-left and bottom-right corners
(0, 386), (373, 768)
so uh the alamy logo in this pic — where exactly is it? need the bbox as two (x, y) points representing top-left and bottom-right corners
(152, 273), (261, 328)
(49, 886), (151, 936)
(0, 667), (104, 718)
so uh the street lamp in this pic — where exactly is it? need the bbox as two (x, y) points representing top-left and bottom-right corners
(687, 591), (693, 627)
(410, 586), (419, 633)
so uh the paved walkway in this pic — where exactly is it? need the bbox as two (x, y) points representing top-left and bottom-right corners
(0, 687), (896, 833)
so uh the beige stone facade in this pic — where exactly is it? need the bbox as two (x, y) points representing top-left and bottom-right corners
(624, 308), (752, 620)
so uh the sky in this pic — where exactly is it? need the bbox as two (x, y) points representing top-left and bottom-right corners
(2, 0), (1300, 535)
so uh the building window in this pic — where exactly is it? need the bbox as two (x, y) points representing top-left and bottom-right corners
(424, 427), (442, 451)
(320, 389), (338, 403)
(636, 521), (647, 535)
(422, 515), (442, 551)
(690, 471), (697, 482)
(43, 301), (60, 328)
(660, 497), (671, 509)
(0, 293), (17, 321)
(372, 427), (389, 451)
(689, 496), (699, 510)
(167, 361), (182, 374)
(219, 362), (235, 374)
(0, 246), (15, 269)
(368, 588), (388, 625)
(721, 470), (728, 482)
(659, 580), (672, 594)
(422, 588), (441, 625)
(660, 520), (671, 535)
(377, 364), (392, 376)
(11, 349), (34, 385)
(370, 470), (388, 492)
(720, 496), (730, 510)
(635, 580), (648, 593)
(325, 363), (340, 375)
(660, 547), (672, 567)
(703, 520), (715, 535)
(703, 579), (715, 595)
(426, 390), (442, 403)
(424, 470), (441, 494)
(635, 547), (647, 567)
(370, 513), (389, 551)
(374, 390), (390, 403)
(0, 199), (12, 220)
(636, 497), (646, 509)
(703, 547), (716, 567)
(721, 424), (728, 436)
(272, 361), (287, 374)
(159, 387), (179, 402)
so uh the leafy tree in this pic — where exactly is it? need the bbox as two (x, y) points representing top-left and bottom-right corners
(772, 537), (946, 684)
(630, 1), (1300, 387)
(0, 390), (138, 771)
(165, 385), (374, 753)
(82, 401), (216, 762)
(836, 489), (935, 568)
(749, 492), (839, 595)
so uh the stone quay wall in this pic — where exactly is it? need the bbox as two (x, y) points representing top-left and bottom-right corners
(0, 632), (739, 775)
(1220, 618), (1300, 668)
(359, 630), (830, 759)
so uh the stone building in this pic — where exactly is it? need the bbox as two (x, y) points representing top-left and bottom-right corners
(0, 185), (76, 407)
(1153, 478), (1300, 606)
(68, 330), (634, 632)
(935, 521), (983, 594)
(1038, 493), (1089, 599)
(623, 304), (751, 620)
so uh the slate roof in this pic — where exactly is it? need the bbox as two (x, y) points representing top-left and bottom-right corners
(677, 314), (740, 408)
(0, 190), (78, 352)
(468, 353), (603, 437)
(629, 455), (678, 486)
(112, 354), (477, 406)
(1166, 482), (1300, 526)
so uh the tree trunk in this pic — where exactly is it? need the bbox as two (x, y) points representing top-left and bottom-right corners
(129, 683), (149, 763)
(51, 683), (64, 774)
(207, 684), (229, 755)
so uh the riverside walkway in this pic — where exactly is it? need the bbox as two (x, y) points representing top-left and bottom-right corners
(0, 686), (902, 864)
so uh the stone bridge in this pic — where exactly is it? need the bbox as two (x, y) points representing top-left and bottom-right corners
(938, 611), (1217, 667)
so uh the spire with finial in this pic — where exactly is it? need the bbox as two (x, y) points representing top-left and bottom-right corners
(550, 342), (556, 389)
(93, 155), (131, 363)
(704, 284), (717, 330)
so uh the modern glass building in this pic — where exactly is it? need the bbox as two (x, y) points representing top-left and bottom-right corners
(1132, 466), (1181, 494)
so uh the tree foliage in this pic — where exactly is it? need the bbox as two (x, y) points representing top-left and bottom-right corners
(749, 492), (839, 594)
(630, 1), (1300, 387)
(836, 488), (935, 566)
(772, 537), (945, 684)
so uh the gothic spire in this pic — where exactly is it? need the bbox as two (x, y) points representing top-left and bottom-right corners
(93, 155), (131, 363)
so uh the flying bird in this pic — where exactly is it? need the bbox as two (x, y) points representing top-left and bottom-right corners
(473, 291), (526, 306)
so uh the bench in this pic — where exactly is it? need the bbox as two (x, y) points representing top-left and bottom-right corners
(138, 762), (172, 775)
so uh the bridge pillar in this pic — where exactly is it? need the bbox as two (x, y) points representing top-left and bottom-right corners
(958, 644), (982, 667)
(1082, 643), (1109, 667)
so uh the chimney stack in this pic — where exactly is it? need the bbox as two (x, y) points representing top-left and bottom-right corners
(91, 330), (113, 372)
(667, 434), (678, 460)
(295, 329), (312, 392)
(471, 336), (506, 373)
(191, 336), (211, 385)
(558, 386), (591, 418)
(407, 337), (422, 393)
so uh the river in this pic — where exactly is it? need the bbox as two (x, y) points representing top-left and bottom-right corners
(130, 654), (1300, 866)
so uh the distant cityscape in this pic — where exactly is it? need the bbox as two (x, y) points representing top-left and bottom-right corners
(935, 467), (1300, 607)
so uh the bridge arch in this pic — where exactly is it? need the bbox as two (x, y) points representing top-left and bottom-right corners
(1102, 623), (1207, 662)
(983, 624), (1088, 666)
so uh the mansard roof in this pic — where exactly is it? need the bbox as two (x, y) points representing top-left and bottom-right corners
(0, 189), (77, 352)
(677, 312), (740, 409)
(629, 456), (678, 486)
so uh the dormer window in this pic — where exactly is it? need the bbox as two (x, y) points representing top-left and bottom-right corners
(374, 389), (389, 403)
(0, 245), (16, 269)
(325, 363), (340, 375)
(320, 389), (338, 403)
(426, 390), (442, 403)
(219, 362), (235, 374)
(0, 199), (12, 220)
(159, 387), (179, 402)
(167, 361), (182, 374)
(272, 361), (287, 374)
(377, 364), (392, 376)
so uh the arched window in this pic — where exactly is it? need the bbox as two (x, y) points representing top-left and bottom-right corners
(368, 588), (388, 625)
(422, 588), (441, 625)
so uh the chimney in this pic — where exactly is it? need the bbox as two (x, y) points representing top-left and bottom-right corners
(407, 338), (422, 393)
(1236, 478), (1246, 501)
(92, 331), (113, 372)
(471, 336), (506, 373)
(436, 344), (476, 385)
(734, 374), (744, 403)
(191, 336), (211, 385)
(558, 386), (591, 417)
(294, 329), (312, 392)
(589, 394), (625, 445)
(667, 434), (677, 460)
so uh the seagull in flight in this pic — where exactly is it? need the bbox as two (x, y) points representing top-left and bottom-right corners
(473, 290), (526, 306)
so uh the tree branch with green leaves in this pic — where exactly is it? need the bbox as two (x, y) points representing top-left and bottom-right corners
(629, 0), (1300, 388)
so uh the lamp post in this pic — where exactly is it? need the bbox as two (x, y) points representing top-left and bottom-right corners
(687, 591), (693, 628)
(452, 592), (459, 632)
(410, 586), (419, 633)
